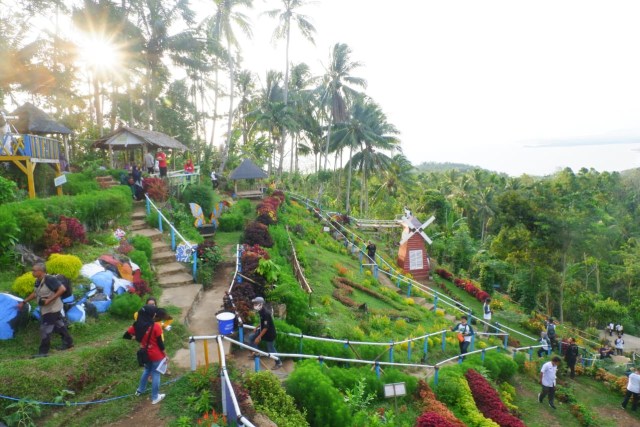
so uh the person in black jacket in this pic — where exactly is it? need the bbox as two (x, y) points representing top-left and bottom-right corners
(565, 337), (580, 379)
(247, 297), (283, 370)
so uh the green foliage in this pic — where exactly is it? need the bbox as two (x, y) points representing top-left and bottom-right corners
(217, 212), (244, 231)
(2, 399), (41, 427)
(343, 378), (376, 414)
(0, 209), (19, 257)
(592, 298), (628, 326)
(256, 258), (280, 284)
(460, 352), (518, 382)
(109, 293), (143, 319)
(233, 199), (253, 215)
(182, 184), (218, 215)
(244, 371), (309, 427)
(0, 175), (17, 204)
(128, 235), (153, 261)
(128, 250), (153, 284)
(12, 272), (35, 298)
(513, 352), (527, 373)
(64, 173), (100, 195)
(15, 208), (48, 247)
(46, 253), (83, 280)
(285, 360), (351, 427)
(268, 272), (310, 332)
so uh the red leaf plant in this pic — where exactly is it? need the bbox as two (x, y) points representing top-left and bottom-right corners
(465, 369), (525, 427)
(415, 380), (465, 427)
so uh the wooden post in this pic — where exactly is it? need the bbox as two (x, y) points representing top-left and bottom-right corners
(55, 162), (63, 196)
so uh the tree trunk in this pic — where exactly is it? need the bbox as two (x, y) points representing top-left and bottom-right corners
(560, 252), (567, 323)
(219, 42), (235, 175)
(345, 144), (353, 214)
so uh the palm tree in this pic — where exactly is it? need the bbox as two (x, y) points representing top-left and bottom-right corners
(208, 0), (253, 175)
(332, 97), (399, 214)
(371, 153), (414, 203)
(319, 43), (366, 171)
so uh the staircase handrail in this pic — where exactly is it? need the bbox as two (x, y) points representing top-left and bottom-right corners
(216, 336), (256, 427)
(144, 194), (198, 280)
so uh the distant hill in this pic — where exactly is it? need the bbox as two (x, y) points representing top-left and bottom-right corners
(414, 161), (484, 173)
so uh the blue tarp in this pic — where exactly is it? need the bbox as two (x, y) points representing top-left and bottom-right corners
(0, 293), (28, 340)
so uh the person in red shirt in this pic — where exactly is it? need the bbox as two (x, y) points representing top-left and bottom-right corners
(124, 305), (167, 404)
(184, 158), (194, 182)
(156, 150), (167, 178)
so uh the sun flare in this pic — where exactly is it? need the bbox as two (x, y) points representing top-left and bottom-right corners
(78, 35), (120, 72)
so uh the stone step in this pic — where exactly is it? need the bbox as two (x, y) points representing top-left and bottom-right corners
(152, 240), (170, 250)
(131, 228), (163, 242)
(157, 262), (189, 276)
(158, 272), (195, 288)
(159, 283), (203, 325)
(130, 219), (147, 231)
(132, 210), (147, 220)
(152, 250), (176, 264)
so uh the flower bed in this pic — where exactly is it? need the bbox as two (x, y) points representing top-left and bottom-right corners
(465, 369), (525, 427)
(435, 268), (489, 302)
(415, 380), (465, 427)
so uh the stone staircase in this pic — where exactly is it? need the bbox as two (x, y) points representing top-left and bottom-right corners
(129, 204), (202, 326)
(96, 175), (119, 189)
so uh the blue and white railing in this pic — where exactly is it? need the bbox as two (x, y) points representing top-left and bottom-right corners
(145, 195), (198, 280)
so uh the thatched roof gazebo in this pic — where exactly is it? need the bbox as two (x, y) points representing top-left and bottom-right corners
(228, 158), (268, 198)
(10, 102), (72, 135)
(93, 126), (189, 168)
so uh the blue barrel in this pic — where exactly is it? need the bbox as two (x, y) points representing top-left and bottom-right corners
(216, 312), (235, 335)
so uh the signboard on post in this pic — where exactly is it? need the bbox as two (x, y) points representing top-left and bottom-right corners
(54, 174), (67, 187)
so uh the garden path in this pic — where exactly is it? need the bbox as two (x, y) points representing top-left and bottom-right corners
(599, 330), (640, 353)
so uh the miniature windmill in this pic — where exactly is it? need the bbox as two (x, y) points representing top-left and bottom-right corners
(396, 212), (435, 280)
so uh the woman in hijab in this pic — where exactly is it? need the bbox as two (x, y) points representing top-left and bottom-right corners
(124, 305), (167, 404)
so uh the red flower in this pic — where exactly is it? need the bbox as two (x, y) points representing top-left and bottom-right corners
(465, 369), (525, 427)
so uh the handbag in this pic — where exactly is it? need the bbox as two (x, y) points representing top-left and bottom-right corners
(457, 333), (465, 343)
(136, 327), (152, 366)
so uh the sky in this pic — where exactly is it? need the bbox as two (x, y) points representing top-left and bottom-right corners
(18, 0), (640, 176)
(210, 0), (640, 176)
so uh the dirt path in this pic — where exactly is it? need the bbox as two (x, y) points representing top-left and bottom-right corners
(600, 330), (640, 353)
(103, 400), (161, 427)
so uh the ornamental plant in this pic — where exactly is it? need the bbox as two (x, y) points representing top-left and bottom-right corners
(415, 380), (465, 427)
(12, 272), (35, 298)
(464, 369), (525, 427)
(46, 253), (83, 280)
(243, 221), (273, 247)
(244, 371), (309, 427)
(142, 177), (168, 202)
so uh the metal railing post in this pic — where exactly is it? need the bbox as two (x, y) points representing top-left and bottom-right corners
(171, 228), (176, 251)
(192, 249), (198, 281)
(441, 331), (446, 351)
(389, 343), (394, 363)
(433, 295), (438, 311)
(189, 338), (196, 371)
(434, 367), (440, 385)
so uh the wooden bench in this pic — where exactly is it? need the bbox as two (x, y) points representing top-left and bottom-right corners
(235, 189), (264, 199)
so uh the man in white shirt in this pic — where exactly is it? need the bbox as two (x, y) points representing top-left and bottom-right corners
(452, 316), (474, 358)
(538, 356), (561, 409)
(622, 366), (640, 411)
(482, 298), (492, 333)
(615, 335), (625, 356)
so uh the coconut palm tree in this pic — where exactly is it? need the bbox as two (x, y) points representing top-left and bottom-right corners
(207, 0), (253, 175)
(319, 43), (366, 171)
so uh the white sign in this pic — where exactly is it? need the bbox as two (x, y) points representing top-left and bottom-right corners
(54, 174), (67, 187)
(409, 250), (423, 270)
(384, 382), (407, 398)
(323, 226), (330, 232)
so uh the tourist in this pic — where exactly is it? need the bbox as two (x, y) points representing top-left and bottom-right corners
(546, 317), (557, 350)
(211, 170), (218, 188)
(247, 297), (283, 370)
(608, 322), (615, 337)
(616, 323), (624, 336)
(183, 158), (194, 182)
(144, 151), (155, 174)
(482, 298), (492, 333)
(564, 337), (579, 379)
(366, 240), (377, 263)
(452, 315), (474, 358)
(621, 366), (640, 411)
(156, 149), (167, 178)
(124, 305), (167, 404)
(16, 263), (74, 357)
(599, 343), (615, 359)
(615, 335), (625, 356)
(539, 356), (562, 409)
(538, 332), (551, 358)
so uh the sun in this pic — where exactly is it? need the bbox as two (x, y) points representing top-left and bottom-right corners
(78, 34), (120, 73)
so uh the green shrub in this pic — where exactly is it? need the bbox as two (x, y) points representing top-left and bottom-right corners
(12, 272), (35, 298)
(268, 272), (310, 332)
(128, 235), (153, 261)
(182, 184), (218, 215)
(286, 360), (351, 427)
(46, 253), (83, 280)
(110, 292), (143, 319)
(0, 175), (17, 204)
(245, 371), (309, 427)
(0, 209), (19, 267)
(218, 212), (244, 231)
(128, 250), (153, 284)
(64, 173), (100, 195)
(513, 352), (527, 373)
(16, 208), (48, 247)
(233, 199), (253, 215)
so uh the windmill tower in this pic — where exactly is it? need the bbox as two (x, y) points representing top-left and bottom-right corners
(396, 212), (434, 280)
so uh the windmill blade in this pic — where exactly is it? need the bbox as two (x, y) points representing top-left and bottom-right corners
(423, 216), (436, 228)
(399, 229), (417, 245)
(419, 231), (433, 245)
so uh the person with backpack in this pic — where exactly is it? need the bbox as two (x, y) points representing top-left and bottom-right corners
(546, 317), (557, 351)
(247, 297), (283, 370)
(124, 305), (167, 404)
(538, 332), (551, 358)
(482, 298), (492, 333)
(16, 263), (73, 357)
(564, 337), (580, 379)
(452, 315), (474, 358)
